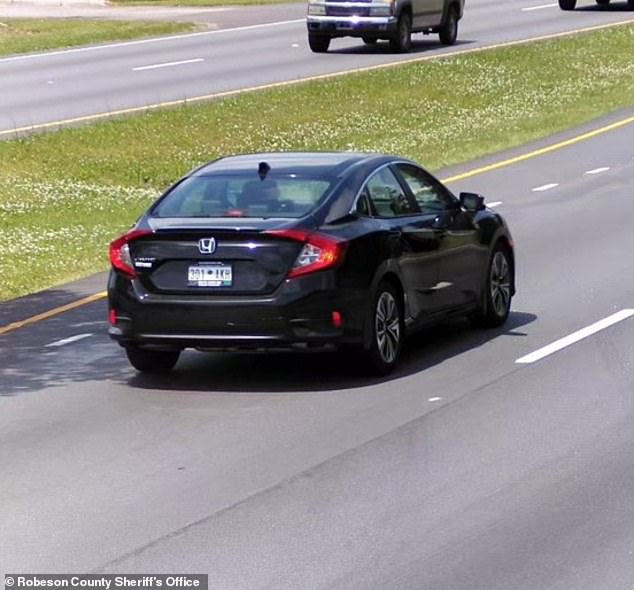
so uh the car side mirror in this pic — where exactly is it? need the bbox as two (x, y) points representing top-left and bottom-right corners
(459, 192), (486, 212)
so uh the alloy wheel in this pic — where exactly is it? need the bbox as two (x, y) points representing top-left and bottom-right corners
(489, 251), (512, 318)
(375, 290), (401, 364)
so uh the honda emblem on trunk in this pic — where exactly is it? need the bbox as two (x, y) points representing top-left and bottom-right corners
(198, 237), (217, 254)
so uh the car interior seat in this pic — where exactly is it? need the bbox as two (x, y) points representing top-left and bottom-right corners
(238, 179), (280, 211)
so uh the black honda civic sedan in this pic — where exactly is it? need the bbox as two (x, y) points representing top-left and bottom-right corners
(108, 152), (515, 375)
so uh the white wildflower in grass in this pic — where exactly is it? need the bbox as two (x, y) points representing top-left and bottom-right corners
(0, 24), (632, 300)
(0, 178), (158, 300)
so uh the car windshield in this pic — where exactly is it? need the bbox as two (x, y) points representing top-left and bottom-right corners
(151, 174), (335, 219)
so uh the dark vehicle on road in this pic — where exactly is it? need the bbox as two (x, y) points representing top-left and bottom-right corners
(306, 0), (465, 53)
(108, 152), (515, 375)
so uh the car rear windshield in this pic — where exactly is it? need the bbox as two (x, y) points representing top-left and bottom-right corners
(151, 174), (335, 219)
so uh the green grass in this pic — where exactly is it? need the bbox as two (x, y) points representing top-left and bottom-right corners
(1, 24), (633, 301)
(0, 19), (198, 57)
(110, 0), (293, 6)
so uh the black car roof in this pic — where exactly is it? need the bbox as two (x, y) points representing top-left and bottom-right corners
(193, 152), (395, 178)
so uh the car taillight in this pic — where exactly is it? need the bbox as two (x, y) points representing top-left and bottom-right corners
(109, 229), (152, 278)
(266, 229), (347, 278)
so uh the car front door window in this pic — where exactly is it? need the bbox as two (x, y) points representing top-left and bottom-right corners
(365, 167), (419, 218)
(395, 164), (456, 214)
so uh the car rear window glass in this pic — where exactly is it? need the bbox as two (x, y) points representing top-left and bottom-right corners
(151, 174), (334, 219)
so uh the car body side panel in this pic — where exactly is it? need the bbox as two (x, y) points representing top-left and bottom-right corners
(391, 216), (441, 318)
(435, 209), (489, 310)
(409, 0), (444, 27)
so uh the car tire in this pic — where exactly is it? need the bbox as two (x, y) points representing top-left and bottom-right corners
(389, 12), (412, 53)
(629, 0), (634, 7)
(365, 281), (404, 375)
(308, 34), (331, 53)
(438, 5), (459, 46)
(125, 346), (180, 373)
(470, 245), (513, 328)
(362, 36), (378, 45)
(558, 0), (577, 9)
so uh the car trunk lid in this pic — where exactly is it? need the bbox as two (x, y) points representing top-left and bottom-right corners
(130, 218), (312, 295)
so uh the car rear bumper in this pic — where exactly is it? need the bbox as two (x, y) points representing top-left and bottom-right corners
(108, 271), (367, 351)
(307, 16), (398, 37)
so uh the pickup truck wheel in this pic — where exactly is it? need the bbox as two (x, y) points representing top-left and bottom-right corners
(389, 12), (411, 53)
(308, 34), (331, 53)
(558, 0), (576, 9)
(438, 5), (459, 46)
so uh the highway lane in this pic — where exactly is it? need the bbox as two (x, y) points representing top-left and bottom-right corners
(1, 112), (633, 585)
(0, 0), (633, 134)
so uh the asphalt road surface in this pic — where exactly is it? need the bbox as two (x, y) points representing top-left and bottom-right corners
(0, 0), (633, 134)
(1, 109), (633, 587)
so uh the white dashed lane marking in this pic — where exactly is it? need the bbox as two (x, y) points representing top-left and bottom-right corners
(516, 309), (634, 364)
(585, 166), (610, 175)
(487, 201), (503, 208)
(133, 58), (204, 72)
(532, 183), (559, 192)
(45, 333), (94, 348)
(521, 2), (557, 10)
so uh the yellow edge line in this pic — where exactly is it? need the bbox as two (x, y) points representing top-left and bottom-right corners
(1, 20), (633, 334)
(0, 19), (631, 138)
(441, 114), (634, 183)
(0, 291), (107, 336)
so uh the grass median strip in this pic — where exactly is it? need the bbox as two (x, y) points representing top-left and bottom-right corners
(0, 19), (198, 57)
(1, 24), (633, 301)
(110, 0), (292, 6)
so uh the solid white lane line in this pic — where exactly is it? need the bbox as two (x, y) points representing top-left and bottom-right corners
(516, 309), (634, 364)
(585, 166), (610, 175)
(133, 58), (204, 72)
(45, 333), (94, 348)
(0, 19), (305, 64)
(521, 3), (558, 10)
(532, 183), (559, 192)
(487, 201), (503, 208)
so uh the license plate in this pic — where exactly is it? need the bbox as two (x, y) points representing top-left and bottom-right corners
(188, 263), (232, 287)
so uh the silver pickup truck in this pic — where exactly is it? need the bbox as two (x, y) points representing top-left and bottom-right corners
(306, 0), (465, 53)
